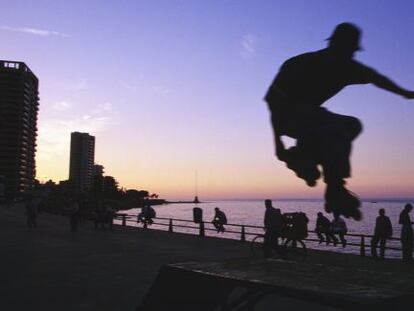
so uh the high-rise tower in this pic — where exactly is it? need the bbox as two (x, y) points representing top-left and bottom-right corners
(0, 60), (39, 200)
(69, 132), (95, 192)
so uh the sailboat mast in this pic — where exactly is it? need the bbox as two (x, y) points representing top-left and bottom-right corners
(195, 170), (198, 197)
(194, 170), (199, 204)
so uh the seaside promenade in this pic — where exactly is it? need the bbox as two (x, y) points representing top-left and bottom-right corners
(1, 205), (413, 311)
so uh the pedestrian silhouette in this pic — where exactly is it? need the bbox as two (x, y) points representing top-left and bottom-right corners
(25, 193), (40, 230)
(263, 199), (284, 258)
(315, 212), (336, 245)
(265, 23), (414, 221)
(212, 207), (227, 233)
(371, 208), (393, 259)
(331, 215), (347, 247)
(68, 197), (80, 232)
(399, 203), (413, 261)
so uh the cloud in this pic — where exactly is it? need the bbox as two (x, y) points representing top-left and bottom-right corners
(0, 25), (68, 37)
(52, 101), (72, 111)
(37, 101), (117, 162)
(37, 114), (112, 161)
(241, 34), (257, 58)
(92, 102), (114, 115)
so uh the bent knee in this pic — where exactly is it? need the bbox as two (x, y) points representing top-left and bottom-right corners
(346, 117), (362, 139)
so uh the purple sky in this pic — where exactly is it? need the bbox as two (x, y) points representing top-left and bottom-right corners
(1, 1), (414, 200)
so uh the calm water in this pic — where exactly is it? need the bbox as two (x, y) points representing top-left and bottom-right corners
(117, 200), (411, 259)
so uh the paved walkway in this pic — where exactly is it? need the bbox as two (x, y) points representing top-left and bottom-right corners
(0, 205), (412, 311)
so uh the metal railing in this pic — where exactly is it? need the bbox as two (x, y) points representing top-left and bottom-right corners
(113, 214), (404, 259)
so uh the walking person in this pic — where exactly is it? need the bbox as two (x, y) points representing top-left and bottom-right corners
(399, 203), (413, 261)
(212, 207), (227, 233)
(265, 23), (414, 221)
(68, 197), (80, 232)
(371, 208), (393, 259)
(331, 215), (347, 247)
(315, 212), (336, 245)
(263, 199), (284, 258)
(25, 194), (40, 230)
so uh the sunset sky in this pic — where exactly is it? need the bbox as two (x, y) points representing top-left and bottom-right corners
(2, 0), (414, 200)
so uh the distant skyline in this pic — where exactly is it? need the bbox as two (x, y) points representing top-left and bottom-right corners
(2, 1), (414, 200)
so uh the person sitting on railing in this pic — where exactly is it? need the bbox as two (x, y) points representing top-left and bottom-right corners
(371, 208), (393, 259)
(137, 204), (156, 226)
(315, 212), (336, 245)
(331, 215), (347, 247)
(212, 207), (227, 233)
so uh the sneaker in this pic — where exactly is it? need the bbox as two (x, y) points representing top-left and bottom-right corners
(283, 146), (321, 187)
(325, 185), (362, 221)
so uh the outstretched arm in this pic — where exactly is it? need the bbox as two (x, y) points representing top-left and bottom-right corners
(274, 134), (289, 161)
(266, 86), (290, 160)
(371, 73), (414, 99)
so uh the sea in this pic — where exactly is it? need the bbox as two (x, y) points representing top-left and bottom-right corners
(116, 199), (412, 259)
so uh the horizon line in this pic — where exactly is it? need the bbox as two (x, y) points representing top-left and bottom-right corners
(167, 197), (414, 203)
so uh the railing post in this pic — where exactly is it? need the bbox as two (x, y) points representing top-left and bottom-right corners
(360, 235), (366, 257)
(199, 221), (205, 237)
(168, 219), (173, 233)
(143, 221), (148, 229)
(240, 225), (246, 242)
(122, 215), (126, 226)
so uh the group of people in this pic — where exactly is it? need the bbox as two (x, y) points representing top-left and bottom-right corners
(362, 204), (412, 261)
(22, 193), (119, 232)
(263, 199), (414, 261)
(93, 202), (116, 230)
(315, 212), (348, 247)
(64, 196), (116, 231)
(22, 192), (413, 261)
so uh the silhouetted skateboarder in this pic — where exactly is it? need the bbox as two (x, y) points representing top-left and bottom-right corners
(265, 23), (414, 220)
